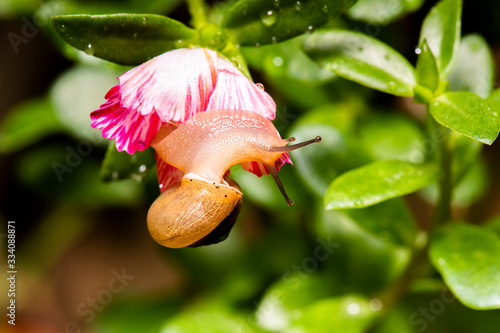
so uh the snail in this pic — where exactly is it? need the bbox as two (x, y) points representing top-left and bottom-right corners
(147, 109), (321, 248)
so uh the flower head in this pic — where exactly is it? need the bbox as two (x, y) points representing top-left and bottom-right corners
(91, 48), (291, 191)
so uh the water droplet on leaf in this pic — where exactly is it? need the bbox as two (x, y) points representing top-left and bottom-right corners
(415, 47), (421, 55)
(85, 43), (95, 55)
(260, 10), (277, 26)
(295, 1), (302, 11)
(256, 83), (265, 90)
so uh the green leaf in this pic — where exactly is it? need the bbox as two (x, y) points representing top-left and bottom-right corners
(415, 39), (439, 93)
(302, 29), (416, 96)
(358, 112), (426, 163)
(346, 198), (416, 247)
(50, 66), (119, 143)
(315, 206), (411, 294)
(324, 160), (439, 209)
(289, 294), (380, 333)
(487, 87), (500, 110)
(419, 0), (462, 78)
(348, 0), (425, 25)
(52, 14), (197, 65)
(221, 0), (357, 46)
(448, 34), (494, 98)
(241, 37), (335, 84)
(0, 98), (62, 154)
(430, 223), (500, 309)
(429, 91), (500, 145)
(256, 274), (336, 331)
(99, 142), (156, 183)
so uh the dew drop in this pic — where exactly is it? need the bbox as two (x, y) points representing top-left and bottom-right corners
(60, 24), (66, 32)
(138, 164), (147, 173)
(433, 101), (439, 106)
(255, 42), (261, 47)
(177, 39), (182, 45)
(137, 141), (146, 150)
(142, 17), (147, 25)
(133, 32), (138, 38)
(295, 1), (302, 11)
(322, 5), (328, 13)
(271, 36), (277, 44)
(415, 47), (422, 55)
(307, 25), (314, 32)
(85, 43), (95, 55)
(273, 0), (280, 8)
(260, 10), (277, 26)
(273, 56), (284, 66)
(355, 199), (362, 205)
(111, 171), (119, 180)
(438, 258), (446, 265)
(346, 303), (360, 315)
(388, 81), (395, 90)
(256, 83), (265, 90)
(159, 183), (164, 190)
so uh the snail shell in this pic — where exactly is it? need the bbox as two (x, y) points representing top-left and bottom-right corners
(147, 177), (242, 248)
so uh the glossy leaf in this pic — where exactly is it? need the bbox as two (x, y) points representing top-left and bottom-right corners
(221, 0), (357, 46)
(325, 160), (439, 209)
(241, 38), (335, 84)
(346, 198), (416, 247)
(50, 66), (119, 143)
(256, 274), (335, 332)
(52, 14), (197, 65)
(289, 294), (380, 333)
(448, 34), (494, 98)
(429, 91), (500, 145)
(0, 98), (62, 154)
(415, 40), (439, 93)
(430, 223), (500, 309)
(487, 87), (500, 111)
(348, 0), (424, 25)
(419, 0), (462, 78)
(99, 142), (156, 183)
(358, 112), (426, 163)
(315, 206), (411, 294)
(303, 29), (416, 96)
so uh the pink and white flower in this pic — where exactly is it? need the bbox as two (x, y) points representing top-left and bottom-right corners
(91, 48), (291, 191)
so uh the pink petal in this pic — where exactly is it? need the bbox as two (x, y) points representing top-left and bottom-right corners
(155, 153), (184, 193)
(119, 48), (218, 123)
(206, 56), (276, 120)
(91, 86), (162, 154)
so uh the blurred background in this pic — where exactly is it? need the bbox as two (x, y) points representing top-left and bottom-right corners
(1, 0), (500, 332)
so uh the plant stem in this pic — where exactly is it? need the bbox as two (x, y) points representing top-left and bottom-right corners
(432, 120), (452, 225)
(186, 0), (208, 29)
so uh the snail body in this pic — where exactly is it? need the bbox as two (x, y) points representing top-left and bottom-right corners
(148, 109), (321, 248)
